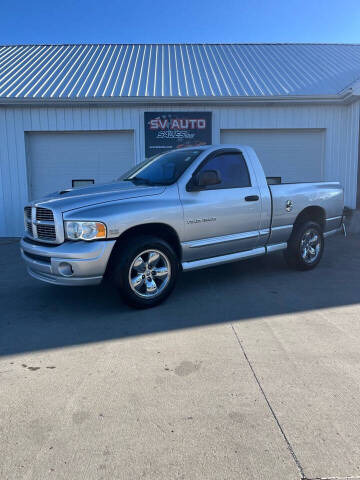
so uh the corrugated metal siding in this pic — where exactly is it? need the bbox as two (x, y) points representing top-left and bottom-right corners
(2, 44), (360, 98)
(0, 103), (358, 236)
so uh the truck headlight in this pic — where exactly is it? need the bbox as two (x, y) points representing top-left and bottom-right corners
(64, 221), (107, 241)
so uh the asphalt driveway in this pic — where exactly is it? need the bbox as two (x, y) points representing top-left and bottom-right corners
(1, 233), (360, 480)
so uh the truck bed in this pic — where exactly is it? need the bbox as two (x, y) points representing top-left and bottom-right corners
(268, 181), (343, 245)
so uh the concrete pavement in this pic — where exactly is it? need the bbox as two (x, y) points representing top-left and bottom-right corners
(1, 234), (360, 479)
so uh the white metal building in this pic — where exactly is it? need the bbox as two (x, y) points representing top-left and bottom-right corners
(1, 43), (360, 237)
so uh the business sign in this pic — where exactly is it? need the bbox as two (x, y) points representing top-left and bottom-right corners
(144, 112), (212, 158)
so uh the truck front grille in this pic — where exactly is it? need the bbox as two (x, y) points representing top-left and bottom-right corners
(24, 206), (59, 243)
(24, 206), (32, 219)
(36, 224), (56, 240)
(26, 221), (33, 236)
(36, 207), (54, 222)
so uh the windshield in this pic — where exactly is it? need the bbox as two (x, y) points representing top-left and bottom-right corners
(119, 149), (201, 186)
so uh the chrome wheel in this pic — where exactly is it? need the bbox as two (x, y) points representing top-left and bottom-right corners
(128, 249), (171, 298)
(300, 228), (321, 264)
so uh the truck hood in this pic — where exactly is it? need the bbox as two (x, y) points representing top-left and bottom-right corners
(32, 181), (166, 212)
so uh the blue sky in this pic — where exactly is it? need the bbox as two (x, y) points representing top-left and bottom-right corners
(1, 0), (360, 45)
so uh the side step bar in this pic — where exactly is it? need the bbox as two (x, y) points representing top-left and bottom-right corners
(182, 243), (288, 272)
(182, 225), (344, 272)
(182, 247), (266, 271)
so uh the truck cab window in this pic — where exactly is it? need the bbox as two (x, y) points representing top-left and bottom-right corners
(199, 152), (251, 189)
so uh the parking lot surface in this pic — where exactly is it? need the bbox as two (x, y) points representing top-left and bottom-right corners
(1, 234), (360, 480)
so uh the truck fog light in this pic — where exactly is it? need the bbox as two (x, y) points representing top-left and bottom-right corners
(58, 262), (73, 277)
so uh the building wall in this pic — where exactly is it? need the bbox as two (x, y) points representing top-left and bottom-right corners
(0, 102), (359, 236)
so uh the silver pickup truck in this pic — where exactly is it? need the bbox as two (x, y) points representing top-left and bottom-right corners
(21, 145), (344, 308)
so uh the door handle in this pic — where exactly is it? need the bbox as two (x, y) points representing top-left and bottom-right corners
(245, 195), (259, 202)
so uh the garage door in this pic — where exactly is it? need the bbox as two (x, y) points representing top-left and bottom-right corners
(220, 129), (325, 183)
(26, 131), (134, 200)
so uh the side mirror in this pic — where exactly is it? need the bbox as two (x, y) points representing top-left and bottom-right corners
(187, 169), (221, 191)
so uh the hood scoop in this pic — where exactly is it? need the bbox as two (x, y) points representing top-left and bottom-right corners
(59, 189), (73, 195)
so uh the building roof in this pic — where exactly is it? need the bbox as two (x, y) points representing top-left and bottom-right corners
(1, 43), (360, 100)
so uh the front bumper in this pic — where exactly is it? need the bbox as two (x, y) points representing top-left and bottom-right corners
(20, 238), (116, 286)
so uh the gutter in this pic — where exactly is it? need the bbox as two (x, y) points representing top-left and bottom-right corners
(0, 91), (356, 107)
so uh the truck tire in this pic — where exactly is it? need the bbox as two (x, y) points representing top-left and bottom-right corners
(112, 235), (179, 309)
(283, 221), (324, 271)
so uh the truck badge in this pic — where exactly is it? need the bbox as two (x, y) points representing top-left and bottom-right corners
(186, 217), (216, 225)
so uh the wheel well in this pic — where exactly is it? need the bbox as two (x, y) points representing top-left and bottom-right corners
(293, 206), (325, 231)
(112, 223), (182, 259)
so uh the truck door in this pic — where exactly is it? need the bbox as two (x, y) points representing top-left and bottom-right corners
(178, 150), (262, 261)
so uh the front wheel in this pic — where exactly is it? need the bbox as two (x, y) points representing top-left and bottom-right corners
(112, 235), (179, 308)
(283, 221), (324, 271)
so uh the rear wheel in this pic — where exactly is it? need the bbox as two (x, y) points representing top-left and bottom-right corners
(284, 221), (324, 271)
(112, 235), (179, 308)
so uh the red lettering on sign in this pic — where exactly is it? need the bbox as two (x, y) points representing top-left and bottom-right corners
(149, 118), (207, 130)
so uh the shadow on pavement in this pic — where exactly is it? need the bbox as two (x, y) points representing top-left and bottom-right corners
(1, 234), (359, 356)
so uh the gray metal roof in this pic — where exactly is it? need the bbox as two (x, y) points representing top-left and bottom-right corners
(1, 43), (360, 99)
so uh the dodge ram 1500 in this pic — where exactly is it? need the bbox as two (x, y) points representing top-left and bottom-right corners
(21, 145), (344, 308)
